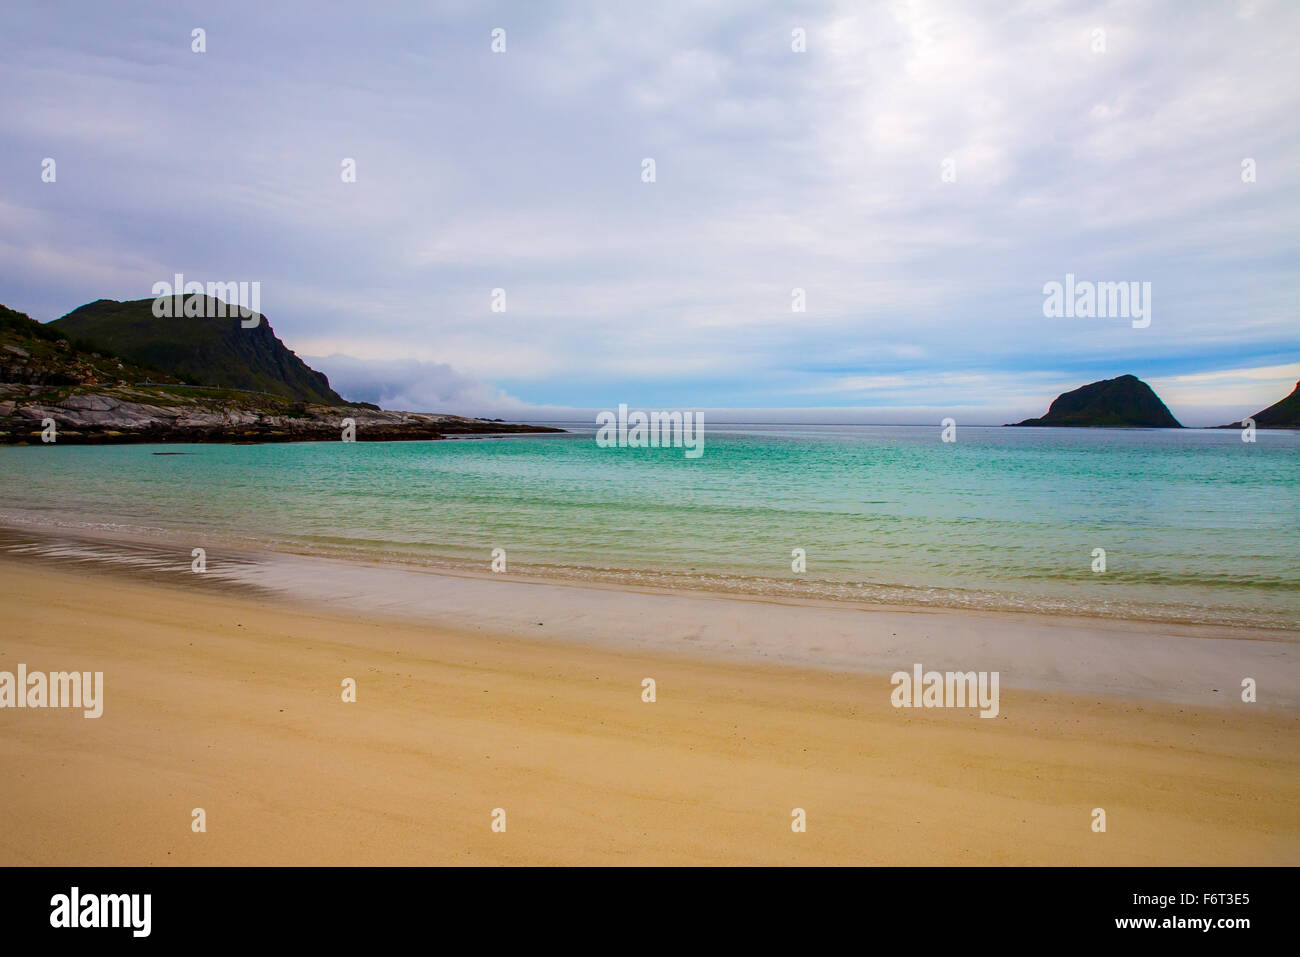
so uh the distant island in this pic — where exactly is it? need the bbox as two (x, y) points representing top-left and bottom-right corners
(0, 298), (561, 444)
(1008, 374), (1182, 428)
(1217, 380), (1300, 430)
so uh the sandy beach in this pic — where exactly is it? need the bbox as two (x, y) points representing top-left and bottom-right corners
(1, 553), (1297, 866)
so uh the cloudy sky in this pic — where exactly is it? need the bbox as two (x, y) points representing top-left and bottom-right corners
(1, 0), (1296, 425)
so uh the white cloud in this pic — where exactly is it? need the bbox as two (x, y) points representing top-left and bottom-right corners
(0, 0), (1295, 415)
(305, 354), (536, 417)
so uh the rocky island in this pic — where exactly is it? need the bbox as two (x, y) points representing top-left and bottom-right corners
(1009, 374), (1183, 428)
(0, 299), (562, 444)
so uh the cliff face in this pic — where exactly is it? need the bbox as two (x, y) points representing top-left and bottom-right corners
(51, 296), (345, 405)
(1221, 381), (1300, 429)
(1010, 375), (1183, 428)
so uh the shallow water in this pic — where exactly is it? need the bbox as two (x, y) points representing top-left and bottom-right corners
(1, 424), (1297, 628)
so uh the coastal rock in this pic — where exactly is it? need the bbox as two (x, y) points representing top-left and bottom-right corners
(2, 389), (560, 444)
(59, 394), (124, 413)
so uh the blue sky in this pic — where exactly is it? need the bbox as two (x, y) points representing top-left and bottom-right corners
(1, 0), (1296, 425)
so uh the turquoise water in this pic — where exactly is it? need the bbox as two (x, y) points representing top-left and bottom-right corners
(1, 425), (1297, 627)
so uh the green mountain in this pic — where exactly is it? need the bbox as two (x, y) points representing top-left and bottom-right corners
(1010, 374), (1182, 428)
(1222, 381), (1300, 429)
(2, 300), (562, 444)
(50, 296), (343, 404)
(1, 303), (172, 387)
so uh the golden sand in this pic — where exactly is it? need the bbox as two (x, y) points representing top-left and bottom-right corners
(1, 559), (1296, 865)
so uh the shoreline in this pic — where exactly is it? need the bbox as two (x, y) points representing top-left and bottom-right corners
(2, 521), (1297, 709)
(1, 557), (1297, 865)
(1, 508), (1294, 633)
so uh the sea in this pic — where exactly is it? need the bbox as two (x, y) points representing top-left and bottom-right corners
(1, 424), (1297, 629)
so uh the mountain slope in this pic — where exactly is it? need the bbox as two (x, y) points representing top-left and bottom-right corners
(50, 296), (343, 404)
(1220, 381), (1300, 429)
(2, 300), (562, 444)
(1, 303), (174, 387)
(1009, 374), (1182, 428)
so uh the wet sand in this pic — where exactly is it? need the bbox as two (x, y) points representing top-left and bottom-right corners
(3, 523), (1297, 707)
